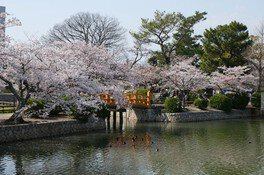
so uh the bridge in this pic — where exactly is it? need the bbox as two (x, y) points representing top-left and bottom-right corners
(99, 90), (151, 131)
(99, 90), (151, 109)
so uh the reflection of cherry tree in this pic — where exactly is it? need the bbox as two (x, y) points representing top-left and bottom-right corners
(162, 58), (209, 107)
(210, 66), (257, 92)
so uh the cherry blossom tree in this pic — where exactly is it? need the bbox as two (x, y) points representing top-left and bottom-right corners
(210, 66), (257, 92)
(0, 39), (134, 123)
(0, 41), (47, 123)
(0, 12), (21, 37)
(0, 14), (133, 123)
(161, 57), (210, 107)
(130, 63), (159, 87)
(244, 23), (264, 91)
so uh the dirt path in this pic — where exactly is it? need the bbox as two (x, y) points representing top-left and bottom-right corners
(0, 113), (12, 120)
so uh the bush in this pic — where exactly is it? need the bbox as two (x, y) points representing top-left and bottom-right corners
(164, 97), (182, 113)
(69, 105), (94, 122)
(136, 89), (148, 95)
(209, 94), (232, 112)
(70, 103), (110, 122)
(49, 105), (63, 115)
(252, 92), (261, 108)
(49, 96), (70, 115)
(96, 104), (110, 119)
(226, 93), (249, 109)
(26, 98), (45, 111)
(194, 98), (208, 110)
(188, 92), (198, 101)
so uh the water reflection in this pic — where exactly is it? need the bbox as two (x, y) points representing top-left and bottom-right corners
(0, 119), (264, 174)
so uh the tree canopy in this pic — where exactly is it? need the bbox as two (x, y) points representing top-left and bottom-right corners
(131, 10), (207, 66)
(44, 12), (126, 49)
(200, 21), (253, 73)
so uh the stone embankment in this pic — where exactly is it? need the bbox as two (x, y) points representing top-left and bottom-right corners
(127, 108), (255, 122)
(0, 117), (105, 143)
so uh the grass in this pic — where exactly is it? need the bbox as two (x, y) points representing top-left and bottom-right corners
(0, 107), (15, 113)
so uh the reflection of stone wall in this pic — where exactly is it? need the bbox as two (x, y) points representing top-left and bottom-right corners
(0, 118), (105, 143)
(127, 109), (254, 122)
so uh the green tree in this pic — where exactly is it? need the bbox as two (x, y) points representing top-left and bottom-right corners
(201, 21), (253, 73)
(131, 10), (206, 66)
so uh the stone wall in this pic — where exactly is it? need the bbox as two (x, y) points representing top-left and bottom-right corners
(127, 108), (254, 123)
(0, 117), (105, 143)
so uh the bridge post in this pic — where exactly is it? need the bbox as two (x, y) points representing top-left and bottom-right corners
(119, 111), (123, 131)
(106, 116), (110, 131)
(113, 111), (117, 130)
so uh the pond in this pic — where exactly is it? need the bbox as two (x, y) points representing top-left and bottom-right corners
(0, 119), (264, 175)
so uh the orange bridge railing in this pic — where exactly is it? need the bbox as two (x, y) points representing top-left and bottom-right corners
(99, 91), (151, 108)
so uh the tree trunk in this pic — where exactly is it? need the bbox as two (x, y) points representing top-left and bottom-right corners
(181, 91), (186, 109)
(258, 69), (263, 92)
(6, 110), (25, 124)
(5, 100), (27, 124)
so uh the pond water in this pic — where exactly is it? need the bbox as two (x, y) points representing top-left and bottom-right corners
(0, 119), (264, 175)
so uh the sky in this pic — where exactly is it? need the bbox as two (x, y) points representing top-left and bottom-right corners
(1, 0), (264, 44)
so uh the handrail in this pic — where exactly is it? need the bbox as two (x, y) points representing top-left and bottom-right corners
(99, 91), (151, 108)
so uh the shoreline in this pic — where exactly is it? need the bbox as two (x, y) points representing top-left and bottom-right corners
(0, 117), (106, 143)
(126, 108), (260, 123)
(0, 108), (261, 143)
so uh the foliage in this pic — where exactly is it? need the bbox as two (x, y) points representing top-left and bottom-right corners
(96, 103), (110, 119)
(194, 98), (208, 110)
(201, 21), (253, 73)
(226, 93), (249, 109)
(161, 58), (209, 108)
(210, 66), (256, 92)
(49, 105), (63, 115)
(251, 92), (261, 108)
(0, 40), (134, 123)
(187, 92), (198, 101)
(209, 94), (232, 112)
(26, 98), (45, 111)
(70, 103), (110, 121)
(136, 89), (148, 95)
(162, 58), (209, 92)
(164, 97), (183, 113)
(131, 10), (206, 66)
(244, 24), (264, 91)
(70, 105), (94, 122)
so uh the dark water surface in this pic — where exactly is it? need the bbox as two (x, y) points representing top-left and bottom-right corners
(0, 119), (264, 175)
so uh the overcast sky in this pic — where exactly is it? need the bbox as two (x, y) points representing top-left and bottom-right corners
(2, 0), (264, 44)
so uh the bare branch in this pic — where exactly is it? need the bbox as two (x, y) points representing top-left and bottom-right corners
(43, 12), (126, 49)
